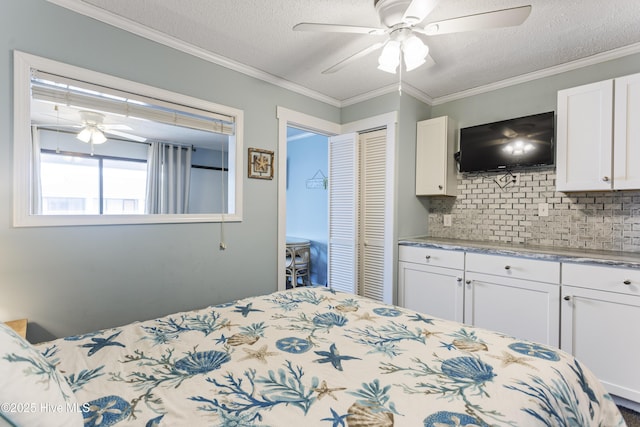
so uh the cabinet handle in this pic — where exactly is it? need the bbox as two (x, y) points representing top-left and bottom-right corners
(425, 255), (431, 260)
(465, 279), (472, 285)
(438, 185), (443, 190)
(564, 296), (571, 301)
(456, 277), (463, 282)
(504, 265), (511, 270)
(602, 176), (610, 182)
(623, 280), (631, 285)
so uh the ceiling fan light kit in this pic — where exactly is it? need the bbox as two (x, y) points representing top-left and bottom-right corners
(294, 0), (531, 75)
(377, 33), (428, 74)
(76, 125), (107, 145)
(378, 40), (401, 73)
(76, 110), (108, 145)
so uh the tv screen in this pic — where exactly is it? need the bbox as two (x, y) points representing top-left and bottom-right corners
(458, 112), (555, 173)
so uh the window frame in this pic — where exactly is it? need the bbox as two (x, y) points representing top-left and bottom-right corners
(39, 149), (148, 215)
(13, 50), (243, 227)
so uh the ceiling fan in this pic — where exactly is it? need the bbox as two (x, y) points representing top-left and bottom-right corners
(492, 122), (550, 156)
(293, 0), (531, 74)
(48, 109), (147, 145)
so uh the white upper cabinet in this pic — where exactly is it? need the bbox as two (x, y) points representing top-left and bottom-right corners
(556, 72), (640, 191)
(613, 73), (640, 190)
(415, 116), (457, 196)
(556, 80), (613, 191)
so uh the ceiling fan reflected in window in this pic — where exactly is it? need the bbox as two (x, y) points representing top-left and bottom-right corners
(76, 111), (108, 145)
(293, 0), (532, 75)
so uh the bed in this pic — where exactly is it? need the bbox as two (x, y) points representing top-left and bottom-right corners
(1, 286), (626, 426)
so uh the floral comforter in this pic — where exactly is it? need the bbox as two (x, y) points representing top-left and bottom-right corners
(36, 287), (625, 426)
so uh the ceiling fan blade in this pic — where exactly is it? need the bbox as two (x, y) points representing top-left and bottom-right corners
(102, 124), (133, 131)
(293, 22), (386, 35)
(322, 42), (385, 74)
(424, 53), (436, 68)
(402, 0), (440, 25)
(105, 129), (147, 142)
(499, 127), (518, 138)
(422, 5), (531, 36)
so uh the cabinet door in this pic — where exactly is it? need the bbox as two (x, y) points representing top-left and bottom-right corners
(613, 72), (640, 190)
(464, 272), (560, 346)
(415, 116), (457, 196)
(556, 80), (613, 191)
(398, 262), (464, 323)
(561, 285), (640, 403)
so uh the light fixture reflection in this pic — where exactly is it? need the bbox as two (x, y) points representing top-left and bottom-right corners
(77, 125), (107, 145)
(503, 139), (534, 156)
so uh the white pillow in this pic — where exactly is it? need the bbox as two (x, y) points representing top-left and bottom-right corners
(0, 322), (83, 427)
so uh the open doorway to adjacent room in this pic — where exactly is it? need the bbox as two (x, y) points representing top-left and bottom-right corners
(285, 126), (328, 288)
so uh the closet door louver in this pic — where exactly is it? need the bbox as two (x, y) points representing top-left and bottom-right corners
(359, 129), (387, 302)
(328, 133), (358, 294)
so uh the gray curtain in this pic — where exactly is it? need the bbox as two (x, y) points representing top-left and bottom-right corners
(145, 142), (192, 214)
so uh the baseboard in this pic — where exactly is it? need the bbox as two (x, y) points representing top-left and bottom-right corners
(614, 395), (640, 412)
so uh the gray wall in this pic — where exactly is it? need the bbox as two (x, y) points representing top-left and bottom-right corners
(286, 133), (329, 286)
(342, 91), (432, 240)
(429, 53), (640, 251)
(1, 0), (342, 343)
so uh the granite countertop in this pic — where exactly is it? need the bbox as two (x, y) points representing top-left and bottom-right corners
(399, 237), (640, 269)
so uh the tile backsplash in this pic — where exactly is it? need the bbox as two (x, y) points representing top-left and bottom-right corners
(427, 167), (640, 252)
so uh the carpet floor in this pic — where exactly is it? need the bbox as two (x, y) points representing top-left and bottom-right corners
(620, 406), (640, 427)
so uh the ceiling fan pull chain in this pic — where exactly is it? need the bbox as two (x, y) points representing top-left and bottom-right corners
(55, 105), (61, 154)
(398, 58), (403, 96)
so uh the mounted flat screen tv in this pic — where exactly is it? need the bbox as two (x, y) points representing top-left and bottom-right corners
(458, 112), (555, 173)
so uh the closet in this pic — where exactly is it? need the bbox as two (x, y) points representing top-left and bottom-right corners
(328, 129), (393, 303)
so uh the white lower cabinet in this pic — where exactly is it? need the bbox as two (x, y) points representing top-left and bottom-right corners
(398, 243), (640, 405)
(561, 263), (640, 403)
(464, 253), (561, 347)
(398, 246), (464, 322)
(397, 247), (561, 346)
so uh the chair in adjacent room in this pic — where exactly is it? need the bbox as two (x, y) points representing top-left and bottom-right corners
(285, 238), (311, 288)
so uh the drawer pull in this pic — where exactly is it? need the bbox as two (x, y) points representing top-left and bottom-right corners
(564, 296), (571, 301)
(623, 280), (631, 285)
(504, 265), (511, 270)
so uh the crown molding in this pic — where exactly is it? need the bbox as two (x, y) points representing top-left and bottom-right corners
(341, 81), (434, 107)
(431, 42), (640, 105)
(47, 0), (342, 108)
(46, 1), (640, 110)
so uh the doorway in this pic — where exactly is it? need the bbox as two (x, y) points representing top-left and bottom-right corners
(276, 107), (396, 304)
(286, 127), (329, 287)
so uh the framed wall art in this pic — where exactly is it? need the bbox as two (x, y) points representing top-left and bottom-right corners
(248, 148), (274, 180)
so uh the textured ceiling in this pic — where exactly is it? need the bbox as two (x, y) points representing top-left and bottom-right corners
(52, 0), (640, 105)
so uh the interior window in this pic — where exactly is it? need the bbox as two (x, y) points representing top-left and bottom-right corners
(13, 51), (243, 226)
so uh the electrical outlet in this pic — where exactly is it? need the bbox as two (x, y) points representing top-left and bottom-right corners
(443, 214), (453, 227)
(538, 203), (549, 217)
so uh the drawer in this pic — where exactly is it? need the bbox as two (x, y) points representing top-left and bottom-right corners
(398, 246), (464, 270)
(562, 263), (640, 296)
(466, 252), (560, 283)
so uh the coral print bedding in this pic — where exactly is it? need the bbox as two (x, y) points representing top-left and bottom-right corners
(14, 287), (625, 426)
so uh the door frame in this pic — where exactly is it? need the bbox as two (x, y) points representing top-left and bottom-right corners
(276, 106), (397, 298)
